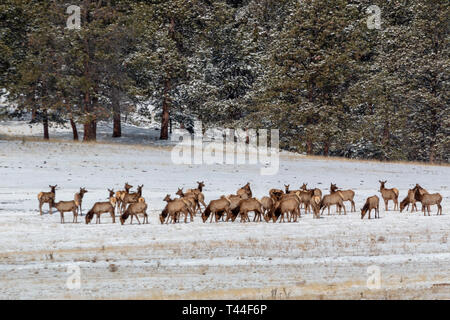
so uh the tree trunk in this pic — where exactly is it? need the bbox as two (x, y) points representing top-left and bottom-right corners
(70, 118), (79, 141)
(43, 109), (49, 140)
(429, 142), (436, 163)
(112, 87), (121, 138)
(160, 79), (171, 140)
(324, 140), (329, 156)
(306, 140), (313, 155)
(31, 107), (37, 121)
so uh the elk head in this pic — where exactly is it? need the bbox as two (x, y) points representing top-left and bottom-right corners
(330, 183), (338, 192)
(120, 212), (128, 225)
(176, 188), (184, 197)
(197, 181), (205, 191)
(85, 211), (94, 224)
(301, 183), (308, 191)
(163, 194), (172, 203)
(124, 183), (133, 192)
(360, 208), (367, 219)
(284, 184), (290, 193)
(49, 185), (57, 193)
(108, 189), (115, 198)
(80, 187), (88, 196)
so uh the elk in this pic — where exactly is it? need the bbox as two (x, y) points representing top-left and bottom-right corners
(235, 198), (263, 223)
(53, 200), (78, 224)
(300, 183), (322, 198)
(186, 181), (207, 213)
(295, 189), (314, 214)
(115, 183), (133, 214)
(320, 190), (346, 215)
(309, 195), (321, 219)
(74, 187), (88, 216)
(120, 201), (148, 225)
(85, 192), (116, 224)
(379, 180), (399, 211)
(269, 188), (284, 201)
(330, 184), (356, 212)
(160, 195), (194, 224)
(176, 188), (201, 215)
(120, 184), (143, 213)
(37, 185), (57, 215)
(400, 189), (418, 213)
(267, 193), (301, 223)
(413, 185), (442, 216)
(260, 196), (274, 218)
(361, 196), (380, 219)
(202, 196), (232, 223)
(237, 183), (252, 199)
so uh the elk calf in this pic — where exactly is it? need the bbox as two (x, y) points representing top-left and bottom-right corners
(361, 196), (380, 219)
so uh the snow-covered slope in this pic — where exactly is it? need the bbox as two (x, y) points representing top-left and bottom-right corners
(0, 124), (449, 299)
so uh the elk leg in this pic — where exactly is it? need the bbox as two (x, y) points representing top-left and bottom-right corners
(135, 215), (141, 225)
(385, 200), (388, 211)
(351, 200), (356, 212)
(39, 202), (43, 215)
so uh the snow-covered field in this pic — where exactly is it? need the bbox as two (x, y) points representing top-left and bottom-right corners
(0, 123), (449, 299)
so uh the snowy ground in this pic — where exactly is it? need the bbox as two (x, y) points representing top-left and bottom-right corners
(0, 122), (449, 299)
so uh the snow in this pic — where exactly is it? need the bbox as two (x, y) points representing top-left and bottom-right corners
(0, 122), (449, 299)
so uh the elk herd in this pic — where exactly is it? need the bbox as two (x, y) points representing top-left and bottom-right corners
(36, 180), (443, 225)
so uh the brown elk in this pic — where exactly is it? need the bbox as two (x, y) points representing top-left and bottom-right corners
(400, 189), (418, 213)
(279, 196), (301, 222)
(186, 181), (207, 213)
(260, 196), (274, 217)
(38, 185), (57, 215)
(235, 198), (263, 223)
(115, 183), (133, 214)
(85, 192), (116, 224)
(295, 189), (314, 214)
(361, 196), (380, 219)
(202, 196), (232, 223)
(320, 189), (346, 215)
(267, 193), (301, 223)
(108, 189), (118, 208)
(237, 183), (252, 199)
(176, 188), (202, 215)
(160, 195), (194, 224)
(269, 188), (284, 201)
(379, 180), (399, 211)
(74, 187), (88, 216)
(413, 185), (442, 216)
(309, 195), (322, 219)
(120, 184), (143, 213)
(120, 201), (148, 225)
(54, 200), (78, 224)
(330, 184), (356, 212)
(300, 183), (322, 198)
